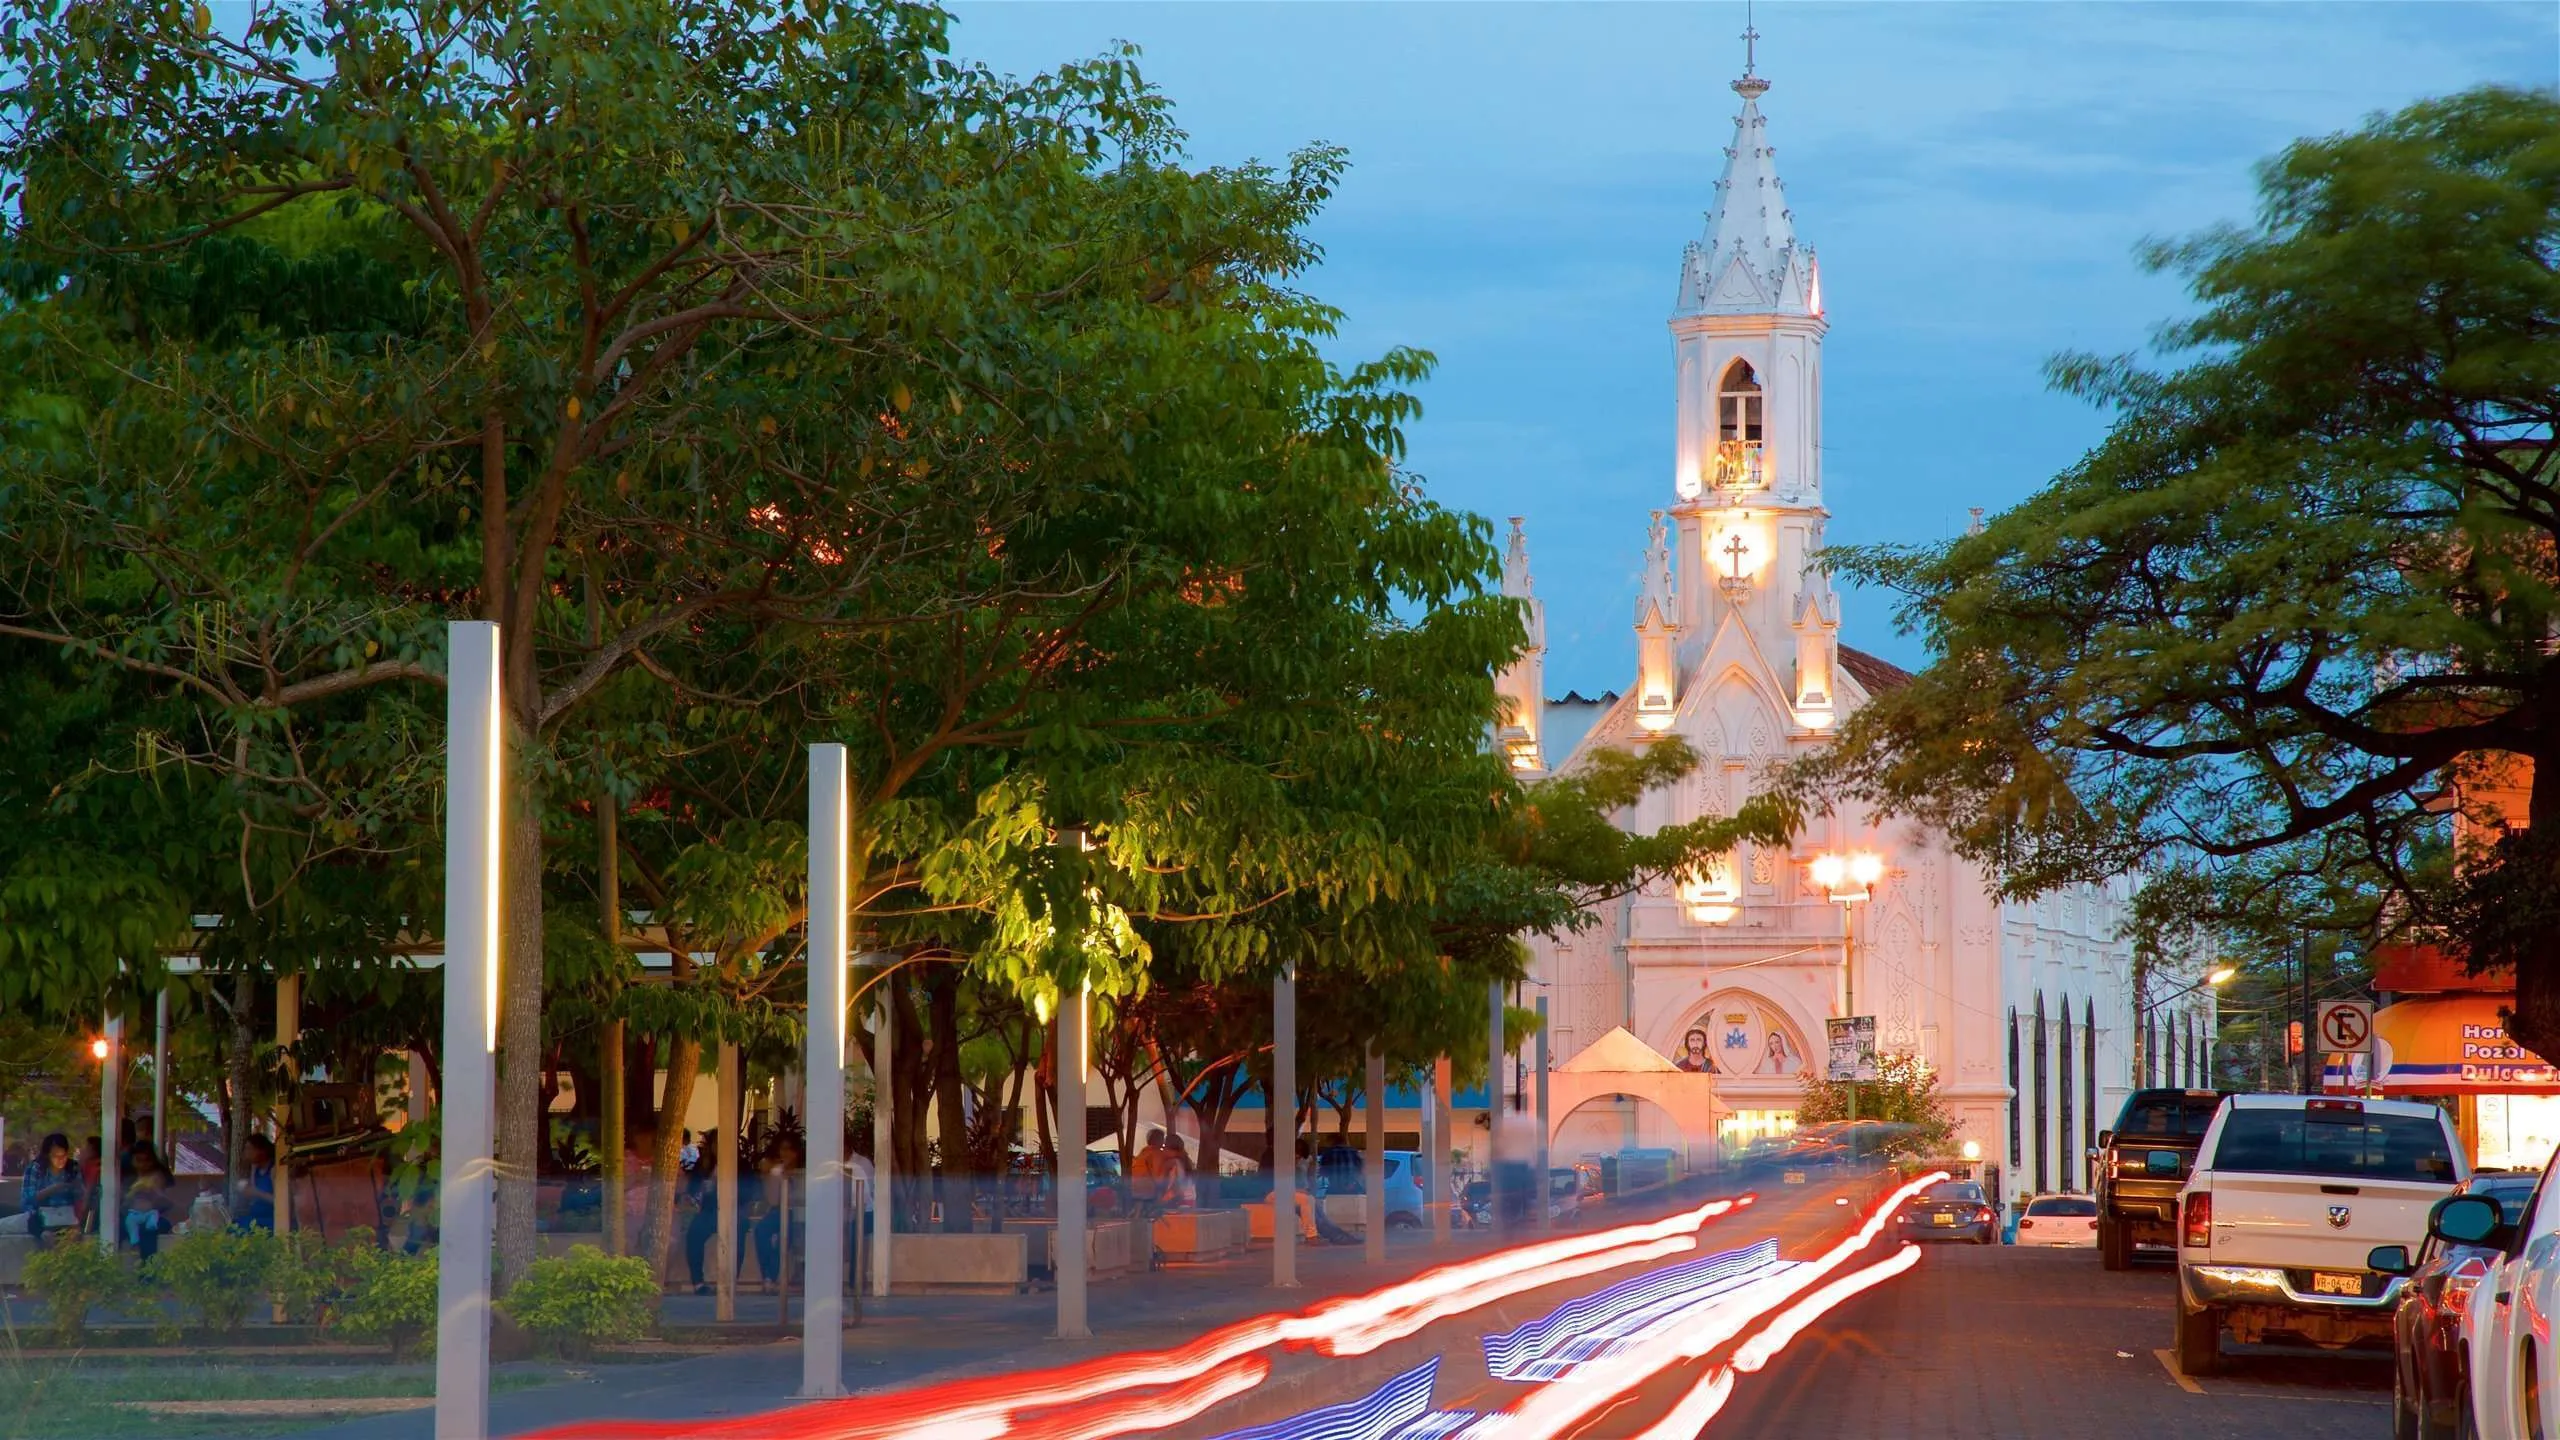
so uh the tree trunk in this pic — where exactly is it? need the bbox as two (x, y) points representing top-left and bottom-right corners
(495, 771), (546, 1293)
(2508, 757), (2560, 1062)
(890, 972), (930, 1230)
(642, 1034), (703, 1287)
(926, 970), (969, 1232)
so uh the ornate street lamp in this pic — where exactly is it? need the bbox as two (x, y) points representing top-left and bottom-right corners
(1809, 848), (1887, 1124)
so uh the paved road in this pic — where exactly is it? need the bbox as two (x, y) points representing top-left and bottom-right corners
(1706, 1244), (2392, 1440)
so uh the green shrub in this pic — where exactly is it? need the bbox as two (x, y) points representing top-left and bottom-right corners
(265, 1229), (370, 1324)
(497, 1246), (656, 1356)
(335, 1246), (439, 1357)
(148, 1226), (273, 1334)
(21, 1236), (138, 1346)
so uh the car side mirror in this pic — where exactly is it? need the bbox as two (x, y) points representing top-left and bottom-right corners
(2146, 1151), (2183, 1176)
(2367, 1244), (2413, 1276)
(2097, 1130), (2113, 1150)
(2430, 1194), (2512, 1251)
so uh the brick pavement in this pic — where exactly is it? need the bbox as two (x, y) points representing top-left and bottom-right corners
(1706, 1244), (2392, 1440)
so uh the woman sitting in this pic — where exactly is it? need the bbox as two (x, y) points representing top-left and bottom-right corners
(121, 1142), (182, 1260)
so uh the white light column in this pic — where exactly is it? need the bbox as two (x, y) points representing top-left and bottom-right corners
(153, 990), (169, 1154)
(1487, 981), (1506, 1225)
(1271, 967), (1298, 1287)
(435, 620), (503, 1440)
(1056, 984), (1091, 1339)
(98, 1012), (123, 1255)
(802, 744), (851, 1397)
(1534, 997), (1552, 1231)
(870, 977), (893, 1299)
(1364, 1046), (1386, 1263)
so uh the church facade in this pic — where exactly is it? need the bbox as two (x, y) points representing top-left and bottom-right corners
(1501, 65), (2217, 1198)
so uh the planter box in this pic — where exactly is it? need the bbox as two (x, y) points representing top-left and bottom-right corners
(889, 1232), (1028, 1294)
(1152, 1208), (1249, 1261)
(1007, 1218), (1137, 1279)
(1241, 1195), (1319, 1243)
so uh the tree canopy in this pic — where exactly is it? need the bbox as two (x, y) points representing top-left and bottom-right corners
(1787, 87), (2560, 1047)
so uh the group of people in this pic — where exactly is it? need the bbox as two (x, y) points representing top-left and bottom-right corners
(678, 1130), (815, 1295)
(14, 1126), (278, 1261)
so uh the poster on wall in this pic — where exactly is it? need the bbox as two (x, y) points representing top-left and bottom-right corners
(1826, 1016), (1878, 1082)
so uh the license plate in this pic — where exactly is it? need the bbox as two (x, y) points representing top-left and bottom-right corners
(1931, 1213), (1954, 1226)
(2311, 1272), (2364, 1297)
(1782, 1170), (1807, 1186)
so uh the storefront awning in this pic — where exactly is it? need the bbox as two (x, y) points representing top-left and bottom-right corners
(2326, 994), (2560, 1095)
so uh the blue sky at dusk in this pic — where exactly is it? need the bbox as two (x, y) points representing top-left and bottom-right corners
(949, 2), (2557, 690)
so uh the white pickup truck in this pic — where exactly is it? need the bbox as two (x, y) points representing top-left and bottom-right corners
(2174, 1094), (2466, 1376)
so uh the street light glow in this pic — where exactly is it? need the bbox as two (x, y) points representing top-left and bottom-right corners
(2207, 965), (2238, 986)
(1808, 854), (1846, 891)
(90, 1036), (109, 1060)
(1848, 853), (1884, 888)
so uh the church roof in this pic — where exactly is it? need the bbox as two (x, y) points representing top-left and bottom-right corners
(1675, 75), (1818, 319)
(1839, 645), (1915, 694)
(1557, 1025), (1681, 1074)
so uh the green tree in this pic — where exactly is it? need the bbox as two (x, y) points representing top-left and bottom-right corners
(1784, 88), (2560, 1050)
(1794, 1053), (1955, 1160)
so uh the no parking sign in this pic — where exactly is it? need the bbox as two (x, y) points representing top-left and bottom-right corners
(2316, 1000), (2373, 1053)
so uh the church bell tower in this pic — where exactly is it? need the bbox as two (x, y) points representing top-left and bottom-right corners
(1662, 57), (1839, 732)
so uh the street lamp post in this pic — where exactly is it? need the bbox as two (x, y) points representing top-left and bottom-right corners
(2136, 966), (2237, 1087)
(1808, 850), (1883, 1125)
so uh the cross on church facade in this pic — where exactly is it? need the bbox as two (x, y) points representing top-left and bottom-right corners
(1722, 532), (1751, 582)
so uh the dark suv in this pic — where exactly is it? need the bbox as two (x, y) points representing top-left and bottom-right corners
(2093, 1088), (2226, 1270)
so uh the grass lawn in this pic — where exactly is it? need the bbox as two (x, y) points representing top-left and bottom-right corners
(0, 1358), (546, 1439)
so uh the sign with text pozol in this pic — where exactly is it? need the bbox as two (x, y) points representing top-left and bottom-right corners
(2317, 1000), (2375, 1054)
(1826, 1016), (1878, 1083)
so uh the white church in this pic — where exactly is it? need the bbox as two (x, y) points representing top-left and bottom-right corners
(1501, 62), (2218, 1199)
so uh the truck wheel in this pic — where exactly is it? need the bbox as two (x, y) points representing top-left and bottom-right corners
(2099, 1217), (2129, 1271)
(2173, 1295), (2222, 1378)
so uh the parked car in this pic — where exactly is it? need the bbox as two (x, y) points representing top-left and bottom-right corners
(2388, 1155), (2560, 1440)
(2014, 1193), (2100, 1248)
(2094, 1088), (2227, 1269)
(1312, 1147), (1428, 1228)
(2174, 1094), (2465, 1377)
(1895, 1179), (1997, 1244)
(2370, 1172), (2538, 1440)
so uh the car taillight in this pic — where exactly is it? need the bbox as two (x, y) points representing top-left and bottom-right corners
(2019, 1218), (2035, 1230)
(2183, 1192), (2213, 1248)
(1976, 1208), (1995, 1225)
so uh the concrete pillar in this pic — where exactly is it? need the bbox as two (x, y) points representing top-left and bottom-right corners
(1055, 985), (1091, 1339)
(434, 619), (502, 1440)
(1488, 980), (1506, 1223)
(870, 973), (893, 1299)
(1364, 1045), (1387, 1264)
(1272, 967), (1298, 1288)
(801, 743), (850, 1397)
(99, 1012), (123, 1255)
(152, 989), (169, 1156)
(716, 1042), (740, 1322)
(1430, 1058), (1453, 1244)
(1534, 996), (1552, 1231)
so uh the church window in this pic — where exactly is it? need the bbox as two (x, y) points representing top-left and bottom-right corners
(1716, 360), (1764, 446)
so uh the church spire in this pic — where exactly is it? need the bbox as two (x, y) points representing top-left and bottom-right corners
(1675, 36), (1817, 319)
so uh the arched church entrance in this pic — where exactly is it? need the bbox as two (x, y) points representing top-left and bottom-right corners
(1547, 1027), (1720, 1173)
